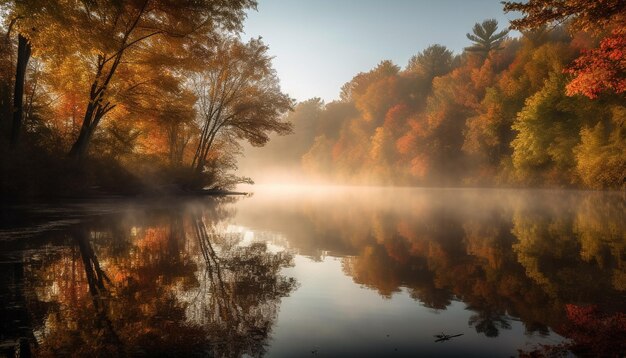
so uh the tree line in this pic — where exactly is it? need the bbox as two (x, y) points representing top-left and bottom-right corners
(0, 0), (293, 199)
(258, 1), (624, 189)
(1, 1), (624, 198)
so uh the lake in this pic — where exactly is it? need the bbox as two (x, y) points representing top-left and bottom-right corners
(1, 187), (625, 357)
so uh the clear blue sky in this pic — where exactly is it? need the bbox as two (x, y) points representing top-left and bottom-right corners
(243, 0), (519, 102)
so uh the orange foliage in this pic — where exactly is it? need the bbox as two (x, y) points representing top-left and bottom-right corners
(409, 154), (429, 179)
(395, 132), (416, 155)
(383, 103), (409, 133)
(566, 29), (626, 98)
(471, 59), (497, 92)
(137, 228), (169, 250)
(294, 22), (623, 188)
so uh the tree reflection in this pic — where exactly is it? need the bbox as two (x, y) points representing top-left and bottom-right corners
(467, 309), (511, 337)
(0, 257), (38, 357)
(6, 199), (297, 357)
(72, 227), (122, 355)
(520, 304), (626, 357)
(239, 189), (625, 350)
(190, 213), (297, 356)
(3, 190), (625, 356)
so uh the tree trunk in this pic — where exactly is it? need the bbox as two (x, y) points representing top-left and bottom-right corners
(68, 53), (119, 161)
(68, 118), (94, 160)
(0, 82), (11, 143)
(10, 34), (31, 148)
(68, 99), (114, 160)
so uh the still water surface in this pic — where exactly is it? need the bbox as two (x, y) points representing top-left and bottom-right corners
(1, 187), (625, 357)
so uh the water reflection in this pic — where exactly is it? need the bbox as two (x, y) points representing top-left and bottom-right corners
(0, 198), (296, 357)
(233, 187), (626, 356)
(0, 189), (625, 356)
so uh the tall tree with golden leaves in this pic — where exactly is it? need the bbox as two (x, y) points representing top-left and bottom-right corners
(29, 0), (258, 160)
(191, 37), (293, 178)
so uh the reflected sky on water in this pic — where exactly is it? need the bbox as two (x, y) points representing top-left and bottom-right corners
(0, 187), (625, 357)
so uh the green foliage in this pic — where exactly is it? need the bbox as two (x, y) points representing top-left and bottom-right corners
(511, 73), (585, 184)
(464, 87), (508, 165)
(465, 19), (509, 56)
(575, 107), (626, 189)
(406, 44), (454, 81)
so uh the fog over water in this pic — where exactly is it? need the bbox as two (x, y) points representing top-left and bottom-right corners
(2, 186), (623, 356)
(1, 0), (624, 356)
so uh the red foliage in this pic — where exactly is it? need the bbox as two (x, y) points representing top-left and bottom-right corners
(562, 304), (626, 354)
(521, 304), (626, 357)
(566, 29), (626, 98)
(569, 31), (595, 51)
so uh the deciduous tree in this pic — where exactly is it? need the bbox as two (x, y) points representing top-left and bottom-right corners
(503, 0), (626, 98)
(54, 0), (258, 159)
(406, 44), (454, 81)
(191, 37), (293, 178)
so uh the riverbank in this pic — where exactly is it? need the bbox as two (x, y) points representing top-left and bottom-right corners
(0, 146), (251, 204)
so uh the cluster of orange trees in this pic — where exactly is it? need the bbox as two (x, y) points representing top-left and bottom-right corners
(263, 2), (625, 189)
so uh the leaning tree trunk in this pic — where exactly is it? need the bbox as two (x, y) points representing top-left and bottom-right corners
(67, 1), (150, 161)
(10, 34), (31, 148)
(68, 57), (117, 161)
(68, 100), (117, 160)
(68, 104), (97, 160)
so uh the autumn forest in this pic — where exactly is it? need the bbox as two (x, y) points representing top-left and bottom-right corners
(0, 1), (624, 200)
(0, 1), (625, 357)
(249, 3), (626, 189)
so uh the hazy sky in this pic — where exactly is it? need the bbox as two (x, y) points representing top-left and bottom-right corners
(243, 0), (519, 102)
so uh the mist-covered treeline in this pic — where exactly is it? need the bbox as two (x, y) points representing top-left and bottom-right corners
(250, 15), (624, 189)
